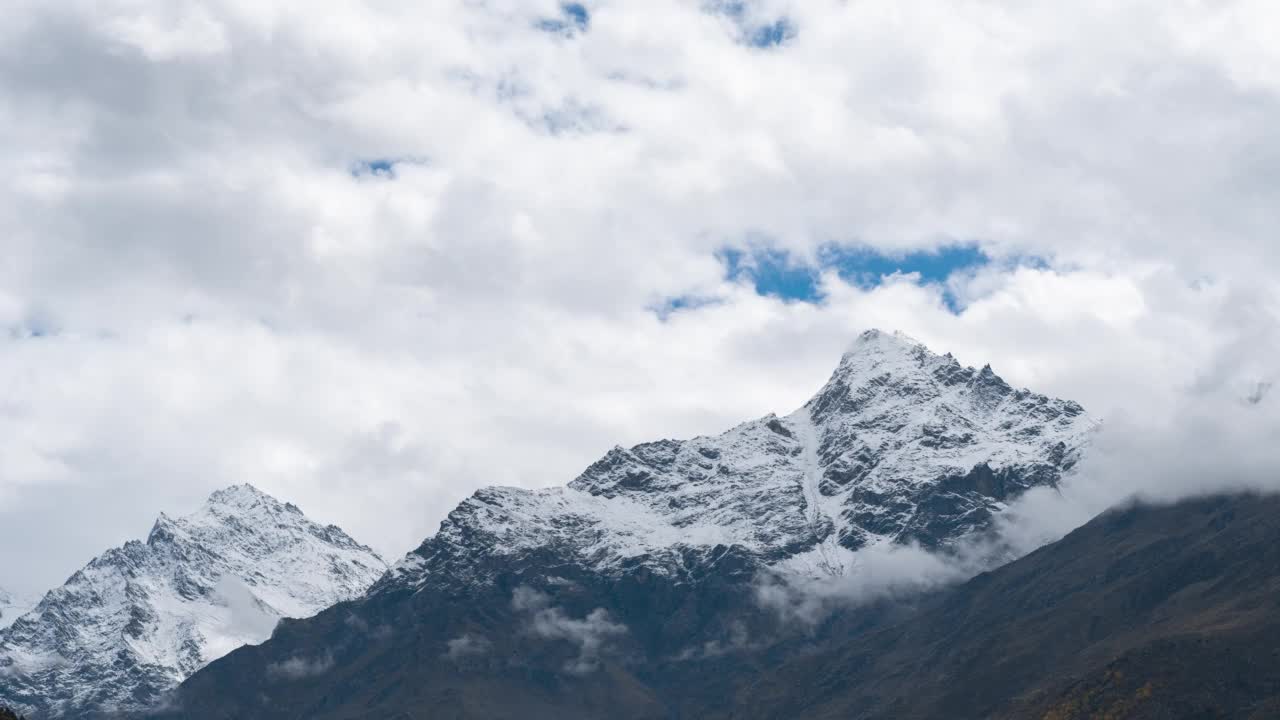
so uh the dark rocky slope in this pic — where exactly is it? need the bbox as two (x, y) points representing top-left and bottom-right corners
(161, 493), (1280, 719)
(737, 493), (1280, 719)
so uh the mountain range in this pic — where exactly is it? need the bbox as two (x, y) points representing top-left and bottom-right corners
(154, 330), (1104, 718)
(5, 329), (1274, 719)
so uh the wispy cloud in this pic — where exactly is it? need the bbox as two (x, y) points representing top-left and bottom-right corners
(444, 633), (493, 661)
(512, 586), (627, 674)
(266, 652), (334, 680)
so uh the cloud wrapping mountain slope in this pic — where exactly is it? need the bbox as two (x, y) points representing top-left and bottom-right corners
(0, 484), (387, 717)
(738, 492), (1280, 719)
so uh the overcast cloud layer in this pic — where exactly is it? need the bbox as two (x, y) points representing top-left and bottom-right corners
(2, 0), (1278, 594)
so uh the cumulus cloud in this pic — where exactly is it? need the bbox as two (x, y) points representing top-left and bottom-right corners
(0, 0), (1278, 599)
(993, 290), (1280, 550)
(995, 376), (1280, 557)
(512, 586), (627, 674)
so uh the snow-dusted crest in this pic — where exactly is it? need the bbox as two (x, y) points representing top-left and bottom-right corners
(378, 329), (1097, 592)
(0, 484), (387, 717)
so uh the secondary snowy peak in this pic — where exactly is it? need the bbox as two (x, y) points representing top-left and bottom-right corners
(0, 484), (387, 717)
(383, 331), (1097, 592)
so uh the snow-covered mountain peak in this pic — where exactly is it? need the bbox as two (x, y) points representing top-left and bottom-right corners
(0, 486), (388, 717)
(383, 332), (1098, 595)
(809, 328), (1086, 437)
(194, 483), (309, 528)
(798, 333), (1094, 554)
(825, 329), (962, 393)
(843, 326), (923, 352)
(834, 327), (932, 366)
(204, 482), (293, 512)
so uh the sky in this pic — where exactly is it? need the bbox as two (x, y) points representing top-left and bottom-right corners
(1, 0), (1279, 595)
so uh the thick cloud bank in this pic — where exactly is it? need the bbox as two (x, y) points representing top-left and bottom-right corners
(1, 1), (1279, 595)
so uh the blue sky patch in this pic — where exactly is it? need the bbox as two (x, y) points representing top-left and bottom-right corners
(563, 3), (590, 29)
(704, 1), (795, 48)
(719, 247), (821, 302)
(823, 244), (991, 312)
(355, 159), (396, 176)
(538, 3), (590, 35)
(350, 157), (427, 179)
(748, 18), (795, 48)
(822, 244), (990, 287)
(652, 242), (998, 318)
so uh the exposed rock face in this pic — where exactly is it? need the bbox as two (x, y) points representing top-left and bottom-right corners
(160, 331), (1100, 719)
(0, 485), (387, 717)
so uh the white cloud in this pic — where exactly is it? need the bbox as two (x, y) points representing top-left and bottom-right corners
(444, 633), (492, 661)
(512, 586), (627, 674)
(0, 0), (1277, 597)
(755, 541), (973, 627)
(993, 320), (1280, 556)
(266, 652), (335, 680)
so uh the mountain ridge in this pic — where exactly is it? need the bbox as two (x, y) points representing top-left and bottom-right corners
(377, 328), (1096, 596)
(161, 331), (1103, 718)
